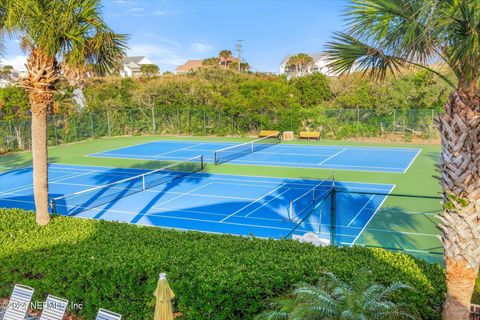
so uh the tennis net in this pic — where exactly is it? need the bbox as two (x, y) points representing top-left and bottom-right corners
(288, 176), (335, 221)
(213, 133), (281, 164)
(49, 155), (205, 216)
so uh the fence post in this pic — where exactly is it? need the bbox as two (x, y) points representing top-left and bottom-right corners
(52, 115), (59, 145)
(151, 106), (156, 133)
(176, 106), (180, 134)
(106, 110), (111, 136)
(431, 109), (435, 137)
(90, 113), (94, 137)
(392, 109), (396, 134)
(203, 107), (207, 136)
(330, 188), (336, 245)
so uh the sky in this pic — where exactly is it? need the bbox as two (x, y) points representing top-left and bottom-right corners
(1, 0), (348, 73)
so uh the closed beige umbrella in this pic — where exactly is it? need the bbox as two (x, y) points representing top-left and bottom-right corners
(154, 273), (175, 320)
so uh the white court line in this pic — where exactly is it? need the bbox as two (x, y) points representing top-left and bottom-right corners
(52, 203), (296, 232)
(3, 187), (438, 241)
(49, 162), (396, 189)
(50, 173), (394, 192)
(220, 183), (287, 222)
(87, 140), (169, 155)
(402, 148), (422, 173)
(230, 158), (403, 171)
(346, 194), (375, 227)
(0, 171), (95, 196)
(0, 165), (33, 175)
(89, 153), (159, 159)
(153, 143), (205, 157)
(52, 180), (258, 201)
(88, 151), (407, 172)
(176, 149), (337, 157)
(245, 188), (291, 217)
(88, 153), (407, 173)
(104, 138), (422, 152)
(50, 171), (95, 183)
(152, 183), (213, 209)
(317, 148), (347, 165)
(350, 185), (396, 246)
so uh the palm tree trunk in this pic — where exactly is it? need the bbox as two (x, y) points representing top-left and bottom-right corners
(438, 90), (480, 320)
(30, 101), (50, 225)
(24, 50), (58, 226)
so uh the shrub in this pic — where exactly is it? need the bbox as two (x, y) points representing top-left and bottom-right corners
(0, 209), (445, 319)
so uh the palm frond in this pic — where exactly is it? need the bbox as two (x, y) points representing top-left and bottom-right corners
(346, 0), (439, 64)
(325, 32), (407, 80)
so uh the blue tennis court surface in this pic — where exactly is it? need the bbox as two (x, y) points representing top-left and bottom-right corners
(88, 140), (420, 173)
(0, 164), (394, 245)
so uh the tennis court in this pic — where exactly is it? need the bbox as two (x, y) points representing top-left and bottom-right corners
(88, 138), (421, 173)
(0, 163), (394, 245)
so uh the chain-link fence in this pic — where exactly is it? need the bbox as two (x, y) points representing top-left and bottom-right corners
(0, 107), (440, 154)
(289, 189), (443, 263)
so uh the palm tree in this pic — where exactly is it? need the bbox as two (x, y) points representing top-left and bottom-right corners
(256, 269), (414, 320)
(296, 53), (314, 76)
(324, 1), (479, 319)
(3, 0), (127, 225)
(219, 50), (233, 69)
(286, 55), (300, 77)
(202, 57), (220, 67)
(286, 54), (314, 77)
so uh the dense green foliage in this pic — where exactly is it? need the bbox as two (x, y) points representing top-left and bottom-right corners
(0, 68), (450, 153)
(140, 64), (160, 77)
(0, 208), (445, 319)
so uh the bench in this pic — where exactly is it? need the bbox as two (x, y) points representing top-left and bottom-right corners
(258, 130), (280, 138)
(299, 131), (320, 140)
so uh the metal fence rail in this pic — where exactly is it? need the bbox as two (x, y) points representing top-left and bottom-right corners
(290, 189), (444, 264)
(0, 107), (440, 153)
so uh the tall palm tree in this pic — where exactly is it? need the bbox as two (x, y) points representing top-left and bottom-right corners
(3, 0), (127, 225)
(219, 49), (233, 69)
(256, 269), (413, 320)
(324, 1), (480, 319)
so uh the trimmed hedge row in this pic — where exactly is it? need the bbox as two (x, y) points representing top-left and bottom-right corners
(0, 209), (445, 319)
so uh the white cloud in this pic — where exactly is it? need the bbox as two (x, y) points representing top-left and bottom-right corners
(191, 42), (213, 54)
(1, 55), (27, 71)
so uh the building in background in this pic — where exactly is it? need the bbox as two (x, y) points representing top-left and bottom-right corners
(120, 56), (154, 77)
(279, 53), (335, 77)
(175, 56), (241, 74)
(174, 60), (204, 74)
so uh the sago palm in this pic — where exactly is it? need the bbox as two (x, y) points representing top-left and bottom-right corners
(256, 269), (414, 320)
(324, 1), (480, 319)
(2, 0), (127, 225)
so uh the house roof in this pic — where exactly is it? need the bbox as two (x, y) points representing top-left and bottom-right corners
(123, 56), (148, 65)
(281, 53), (326, 65)
(175, 60), (203, 72)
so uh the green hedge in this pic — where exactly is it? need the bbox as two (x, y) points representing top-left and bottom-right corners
(0, 209), (445, 319)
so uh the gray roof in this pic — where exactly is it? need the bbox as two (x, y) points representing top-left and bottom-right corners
(123, 56), (147, 64)
(281, 52), (326, 65)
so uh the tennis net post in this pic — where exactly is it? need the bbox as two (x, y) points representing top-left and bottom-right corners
(213, 133), (281, 165)
(287, 175), (335, 221)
